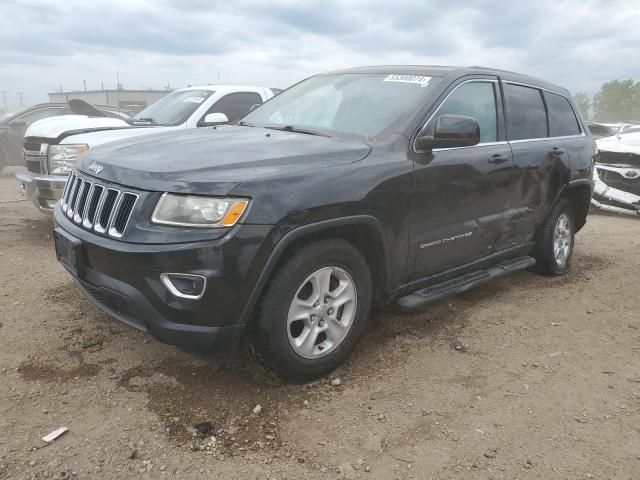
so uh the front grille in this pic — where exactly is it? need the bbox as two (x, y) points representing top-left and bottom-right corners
(60, 171), (138, 239)
(26, 158), (43, 173)
(23, 140), (47, 174)
(598, 168), (640, 196)
(24, 141), (42, 152)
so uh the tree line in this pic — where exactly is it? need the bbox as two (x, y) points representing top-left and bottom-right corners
(573, 80), (640, 123)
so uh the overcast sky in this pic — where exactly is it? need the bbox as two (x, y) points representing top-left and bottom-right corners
(1, 0), (639, 111)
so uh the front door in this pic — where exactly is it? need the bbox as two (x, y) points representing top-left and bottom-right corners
(409, 79), (516, 280)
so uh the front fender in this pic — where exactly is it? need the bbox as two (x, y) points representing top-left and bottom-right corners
(238, 215), (392, 325)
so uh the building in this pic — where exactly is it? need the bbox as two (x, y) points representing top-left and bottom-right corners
(48, 89), (172, 115)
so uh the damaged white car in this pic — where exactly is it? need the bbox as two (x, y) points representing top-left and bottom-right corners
(593, 129), (640, 216)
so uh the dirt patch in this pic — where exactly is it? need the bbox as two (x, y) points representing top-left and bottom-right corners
(1, 169), (640, 480)
(19, 350), (102, 382)
(117, 358), (340, 459)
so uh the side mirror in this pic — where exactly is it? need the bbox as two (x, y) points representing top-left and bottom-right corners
(415, 114), (480, 152)
(200, 112), (229, 126)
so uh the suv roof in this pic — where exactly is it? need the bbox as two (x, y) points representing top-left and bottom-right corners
(177, 85), (270, 92)
(328, 65), (570, 96)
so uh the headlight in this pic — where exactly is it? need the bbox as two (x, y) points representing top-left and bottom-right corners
(151, 193), (249, 228)
(48, 144), (89, 175)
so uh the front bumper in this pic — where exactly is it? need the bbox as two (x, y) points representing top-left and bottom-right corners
(15, 170), (66, 214)
(591, 164), (640, 216)
(53, 206), (274, 355)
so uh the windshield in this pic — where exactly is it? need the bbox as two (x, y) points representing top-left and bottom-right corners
(132, 89), (213, 126)
(241, 73), (433, 137)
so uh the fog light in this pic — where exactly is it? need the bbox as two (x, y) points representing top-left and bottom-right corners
(160, 273), (207, 300)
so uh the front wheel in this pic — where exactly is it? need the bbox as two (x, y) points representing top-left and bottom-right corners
(531, 198), (575, 276)
(249, 239), (372, 382)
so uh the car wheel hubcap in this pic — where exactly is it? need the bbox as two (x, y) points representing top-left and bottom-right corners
(553, 213), (572, 267)
(287, 266), (357, 359)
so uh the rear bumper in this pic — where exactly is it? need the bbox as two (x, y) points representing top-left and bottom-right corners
(15, 170), (66, 214)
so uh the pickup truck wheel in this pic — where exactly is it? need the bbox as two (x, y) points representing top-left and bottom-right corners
(250, 239), (372, 382)
(531, 198), (575, 276)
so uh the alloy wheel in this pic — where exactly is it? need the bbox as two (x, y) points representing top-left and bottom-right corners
(286, 266), (357, 359)
(553, 212), (572, 267)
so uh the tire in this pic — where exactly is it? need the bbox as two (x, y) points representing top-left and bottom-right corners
(531, 198), (575, 276)
(249, 239), (373, 382)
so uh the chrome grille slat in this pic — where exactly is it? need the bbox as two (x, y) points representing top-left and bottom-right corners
(60, 173), (74, 213)
(105, 191), (123, 232)
(81, 183), (96, 227)
(109, 193), (138, 238)
(74, 181), (91, 224)
(94, 189), (119, 234)
(83, 184), (103, 228)
(67, 178), (83, 218)
(63, 171), (138, 239)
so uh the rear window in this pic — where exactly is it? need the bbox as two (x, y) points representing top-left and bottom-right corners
(504, 84), (547, 141)
(545, 92), (581, 137)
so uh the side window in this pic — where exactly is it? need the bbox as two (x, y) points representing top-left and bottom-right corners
(435, 82), (497, 143)
(504, 84), (547, 140)
(545, 92), (581, 137)
(206, 92), (263, 122)
(10, 107), (68, 126)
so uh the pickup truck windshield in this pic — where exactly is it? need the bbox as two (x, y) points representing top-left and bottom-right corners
(241, 73), (433, 137)
(131, 89), (213, 126)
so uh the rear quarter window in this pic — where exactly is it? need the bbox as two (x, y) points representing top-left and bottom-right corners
(504, 84), (547, 141)
(545, 92), (581, 137)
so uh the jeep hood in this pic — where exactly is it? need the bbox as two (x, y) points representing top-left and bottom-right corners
(77, 126), (371, 195)
(62, 125), (178, 148)
(26, 115), (129, 140)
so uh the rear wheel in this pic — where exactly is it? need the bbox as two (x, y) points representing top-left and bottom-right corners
(531, 198), (575, 276)
(249, 239), (372, 382)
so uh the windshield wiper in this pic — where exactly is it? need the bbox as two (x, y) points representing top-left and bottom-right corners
(265, 125), (331, 137)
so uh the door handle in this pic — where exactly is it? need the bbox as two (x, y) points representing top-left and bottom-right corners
(550, 147), (566, 156)
(488, 154), (509, 164)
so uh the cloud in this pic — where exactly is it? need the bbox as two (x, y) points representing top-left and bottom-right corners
(0, 0), (639, 110)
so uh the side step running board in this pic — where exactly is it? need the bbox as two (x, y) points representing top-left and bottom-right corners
(396, 256), (536, 311)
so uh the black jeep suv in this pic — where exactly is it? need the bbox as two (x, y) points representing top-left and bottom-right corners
(53, 66), (595, 382)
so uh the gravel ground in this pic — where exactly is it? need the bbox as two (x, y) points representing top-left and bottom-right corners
(1, 166), (639, 480)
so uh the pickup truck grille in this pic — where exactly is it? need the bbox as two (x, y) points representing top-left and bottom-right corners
(24, 143), (46, 174)
(60, 171), (138, 238)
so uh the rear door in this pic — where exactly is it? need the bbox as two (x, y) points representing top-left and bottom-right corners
(409, 78), (516, 280)
(503, 82), (574, 241)
(544, 91), (590, 180)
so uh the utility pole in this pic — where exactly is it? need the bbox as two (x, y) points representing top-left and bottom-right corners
(17, 92), (25, 108)
(0, 91), (7, 113)
(116, 71), (120, 109)
(83, 80), (87, 92)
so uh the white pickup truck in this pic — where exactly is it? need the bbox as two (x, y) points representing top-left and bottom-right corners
(17, 85), (277, 213)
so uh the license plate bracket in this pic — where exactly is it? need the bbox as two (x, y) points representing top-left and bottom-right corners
(53, 227), (85, 277)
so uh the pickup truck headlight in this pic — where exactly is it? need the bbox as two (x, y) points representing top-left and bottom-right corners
(48, 144), (89, 175)
(151, 193), (249, 228)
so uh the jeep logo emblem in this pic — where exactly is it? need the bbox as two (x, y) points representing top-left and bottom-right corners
(88, 162), (104, 175)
